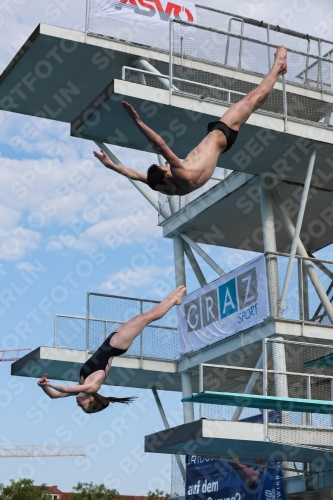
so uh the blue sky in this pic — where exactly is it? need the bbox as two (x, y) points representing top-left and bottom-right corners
(1, 0), (333, 495)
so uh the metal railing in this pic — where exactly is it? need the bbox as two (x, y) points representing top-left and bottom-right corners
(87, 3), (333, 75)
(122, 66), (247, 102)
(265, 252), (333, 325)
(54, 293), (178, 360)
(171, 18), (333, 91)
(200, 338), (333, 446)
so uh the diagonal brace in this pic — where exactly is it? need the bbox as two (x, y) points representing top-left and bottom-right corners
(272, 186), (333, 324)
(152, 387), (186, 481)
(179, 233), (225, 277)
(183, 242), (207, 287)
(94, 142), (169, 219)
(278, 146), (317, 317)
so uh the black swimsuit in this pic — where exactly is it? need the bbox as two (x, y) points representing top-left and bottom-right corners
(79, 332), (127, 381)
(207, 121), (238, 153)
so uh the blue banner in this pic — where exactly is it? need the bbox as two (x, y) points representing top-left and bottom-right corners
(185, 413), (286, 500)
(178, 256), (268, 355)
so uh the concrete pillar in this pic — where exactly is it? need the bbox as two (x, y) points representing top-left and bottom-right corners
(259, 178), (280, 317)
(173, 236), (186, 288)
(181, 372), (195, 423)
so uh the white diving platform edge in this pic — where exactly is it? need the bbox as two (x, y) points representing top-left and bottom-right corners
(144, 419), (333, 466)
(182, 391), (333, 414)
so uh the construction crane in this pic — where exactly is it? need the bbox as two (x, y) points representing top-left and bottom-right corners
(0, 349), (32, 362)
(0, 446), (85, 458)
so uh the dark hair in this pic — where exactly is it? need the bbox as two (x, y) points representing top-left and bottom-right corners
(147, 164), (169, 191)
(85, 393), (136, 414)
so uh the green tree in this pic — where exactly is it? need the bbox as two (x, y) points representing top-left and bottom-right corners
(69, 482), (120, 500)
(147, 489), (171, 500)
(0, 479), (51, 500)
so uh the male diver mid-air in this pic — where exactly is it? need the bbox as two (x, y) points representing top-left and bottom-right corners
(94, 46), (287, 195)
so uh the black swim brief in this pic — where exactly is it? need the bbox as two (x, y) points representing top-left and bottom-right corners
(207, 121), (238, 153)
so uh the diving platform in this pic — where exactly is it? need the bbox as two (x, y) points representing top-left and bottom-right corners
(159, 170), (333, 253)
(2, 23), (333, 180)
(182, 391), (333, 414)
(11, 318), (333, 386)
(11, 346), (182, 392)
(145, 419), (333, 466)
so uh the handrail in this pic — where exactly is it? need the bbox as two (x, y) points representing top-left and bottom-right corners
(201, 362), (333, 381)
(87, 291), (161, 304)
(195, 4), (333, 45)
(172, 19), (333, 65)
(87, 316), (177, 330)
(122, 66), (247, 99)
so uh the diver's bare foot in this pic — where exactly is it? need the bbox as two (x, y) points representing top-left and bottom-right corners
(274, 45), (287, 76)
(173, 286), (186, 305)
(168, 286), (185, 301)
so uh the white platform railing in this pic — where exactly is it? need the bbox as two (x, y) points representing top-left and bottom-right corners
(54, 293), (178, 359)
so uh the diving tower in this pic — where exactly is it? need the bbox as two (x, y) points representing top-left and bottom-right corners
(4, 3), (333, 498)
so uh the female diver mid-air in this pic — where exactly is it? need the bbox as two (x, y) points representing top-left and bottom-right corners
(37, 286), (186, 413)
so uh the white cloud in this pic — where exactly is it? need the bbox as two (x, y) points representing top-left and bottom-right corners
(0, 206), (20, 230)
(0, 205), (40, 261)
(99, 264), (175, 299)
(0, 225), (40, 261)
(0, 143), (158, 224)
(46, 207), (161, 253)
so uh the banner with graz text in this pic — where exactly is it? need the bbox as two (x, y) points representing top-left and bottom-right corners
(178, 255), (268, 355)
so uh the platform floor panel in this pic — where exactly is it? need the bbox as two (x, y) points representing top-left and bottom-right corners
(11, 347), (183, 391)
(71, 78), (333, 183)
(0, 24), (169, 123)
(145, 419), (333, 466)
(2, 24), (333, 181)
(160, 171), (333, 252)
(182, 391), (333, 414)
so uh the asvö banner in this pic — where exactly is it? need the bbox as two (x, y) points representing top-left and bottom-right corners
(94, 0), (197, 31)
(178, 256), (268, 355)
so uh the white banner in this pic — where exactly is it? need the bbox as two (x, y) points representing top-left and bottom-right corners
(94, 0), (197, 32)
(178, 256), (268, 355)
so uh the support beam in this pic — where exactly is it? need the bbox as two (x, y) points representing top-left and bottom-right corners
(94, 142), (169, 219)
(183, 242), (207, 287)
(173, 236), (186, 288)
(259, 178), (279, 317)
(272, 188), (333, 323)
(133, 58), (179, 91)
(231, 354), (263, 422)
(179, 233), (225, 277)
(151, 387), (185, 481)
(181, 372), (195, 423)
(272, 336), (289, 425)
(278, 147), (317, 317)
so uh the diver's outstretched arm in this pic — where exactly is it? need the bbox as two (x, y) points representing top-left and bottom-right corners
(93, 149), (148, 183)
(37, 374), (99, 395)
(121, 101), (182, 168)
(111, 285), (186, 350)
(37, 375), (71, 399)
